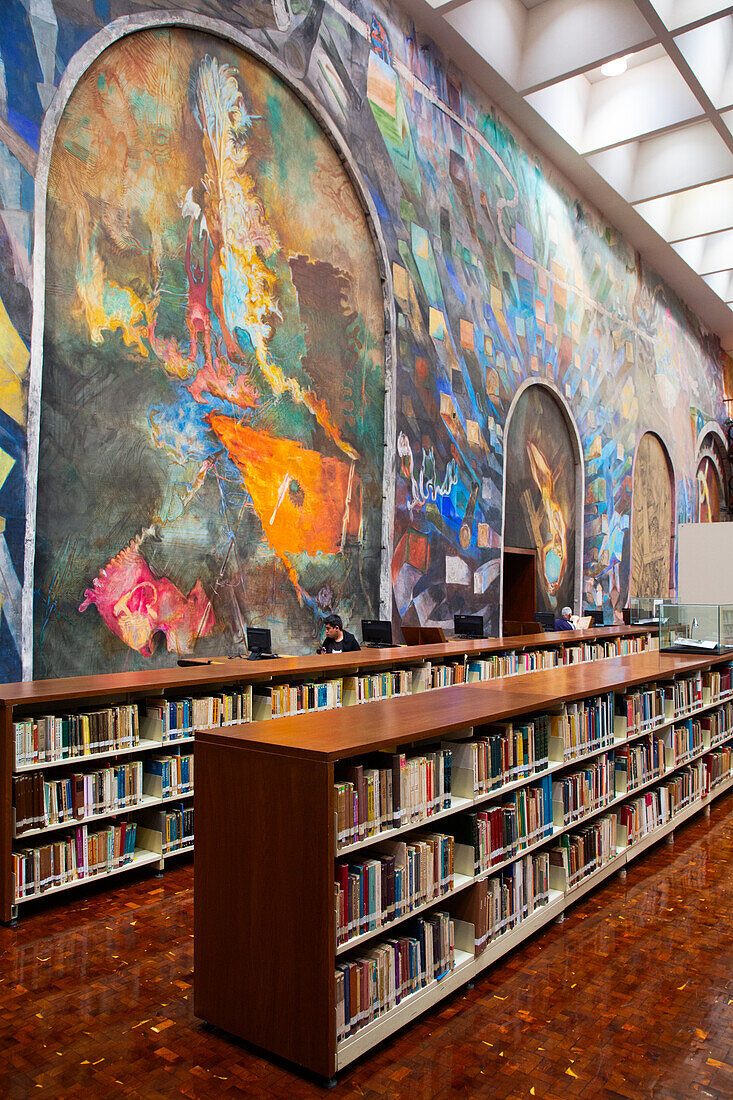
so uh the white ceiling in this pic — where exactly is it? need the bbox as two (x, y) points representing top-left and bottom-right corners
(394, 0), (733, 351)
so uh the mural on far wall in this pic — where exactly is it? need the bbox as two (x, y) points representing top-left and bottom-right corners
(0, 0), (729, 678)
(696, 456), (721, 522)
(503, 385), (577, 617)
(630, 433), (674, 598)
(34, 27), (385, 676)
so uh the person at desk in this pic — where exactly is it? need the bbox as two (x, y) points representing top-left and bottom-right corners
(554, 606), (575, 631)
(317, 613), (361, 654)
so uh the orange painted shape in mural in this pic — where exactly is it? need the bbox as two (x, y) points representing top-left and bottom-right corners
(208, 414), (361, 558)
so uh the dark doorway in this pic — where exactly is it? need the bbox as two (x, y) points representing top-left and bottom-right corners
(502, 547), (537, 635)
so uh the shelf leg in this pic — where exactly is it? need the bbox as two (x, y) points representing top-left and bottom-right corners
(618, 868), (627, 881)
(705, 805), (711, 818)
(555, 913), (565, 924)
(466, 980), (475, 990)
(666, 834), (674, 847)
(323, 1077), (338, 1090)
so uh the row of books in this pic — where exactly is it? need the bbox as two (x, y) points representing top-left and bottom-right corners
(669, 673), (703, 715)
(14, 705), (141, 768)
(618, 790), (666, 844)
(143, 689), (252, 736)
(13, 760), (145, 836)
(664, 718), (704, 766)
(453, 776), (553, 873)
(13, 821), (139, 900)
(335, 750), (453, 848)
(552, 754), (615, 825)
(704, 747), (732, 791)
(662, 760), (705, 815)
(452, 719), (548, 796)
(252, 679), (343, 720)
(615, 737), (664, 792)
(346, 670), (415, 704)
(144, 752), (194, 798)
(545, 694), (615, 762)
(449, 851), (551, 952)
(335, 911), (455, 1041)
(701, 667), (732, 702)
(707, 702), (733, 745)
(550, 812), (620, 889)
(615, 686), (665, 733)
(158, 806), (194, 853)
(335, 832), (454, 945)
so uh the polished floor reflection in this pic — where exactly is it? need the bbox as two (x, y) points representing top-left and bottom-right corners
(1, 795), (731, 1099)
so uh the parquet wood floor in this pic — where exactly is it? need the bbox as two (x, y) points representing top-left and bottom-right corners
(0, 794), (730, 1100)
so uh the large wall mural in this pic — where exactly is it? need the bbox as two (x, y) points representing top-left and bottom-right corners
(504, 385), (577, 617)
(630, 433), (674, 598)
(35, 27), (385, 675)
(0, 0), (729, 678)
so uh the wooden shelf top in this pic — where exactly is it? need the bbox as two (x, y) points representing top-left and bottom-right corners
(196, 650), (732, 762)
(0, 625), (652, 707)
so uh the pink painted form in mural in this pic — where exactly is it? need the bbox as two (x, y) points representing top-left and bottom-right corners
(79, 538), (215, 657)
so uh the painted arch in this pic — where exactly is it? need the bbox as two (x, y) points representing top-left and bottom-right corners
(630, 432), (675, 598)
(502, 381), (583, 619)
(31, 23), (388, 676)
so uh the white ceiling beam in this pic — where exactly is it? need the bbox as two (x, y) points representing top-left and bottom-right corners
(586, 120), (733, 201)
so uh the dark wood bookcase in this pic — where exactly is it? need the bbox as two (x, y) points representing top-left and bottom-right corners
(193, 650), (733, 1081)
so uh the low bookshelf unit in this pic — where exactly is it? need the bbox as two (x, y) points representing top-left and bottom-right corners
(0, 624), (656, 921)
(194, 650), (733, 1081)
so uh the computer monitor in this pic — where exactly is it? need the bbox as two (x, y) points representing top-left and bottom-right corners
(534, 612), (555, 631)
(454, 614), (484, 639)
(584, 609), (604, 626)
(361, 619), (393, 647)
(246, 627), (274, 660)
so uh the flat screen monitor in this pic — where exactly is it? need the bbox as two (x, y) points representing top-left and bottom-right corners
(361, 619), (393, 646)
(534, 612), (555, 631)
(584, 609), (604, 626)
(454, 614), (484, 639)
(247, 627), (272, 655)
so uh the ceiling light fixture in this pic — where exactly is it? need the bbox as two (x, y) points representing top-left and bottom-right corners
(600, 56), (630, 77)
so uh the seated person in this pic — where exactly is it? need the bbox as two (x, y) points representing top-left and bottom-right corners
(554, 606), (575, 631)
(317, 613), (361, 654)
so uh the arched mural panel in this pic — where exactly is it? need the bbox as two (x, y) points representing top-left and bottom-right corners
(630, 432), (674, 598)
(34, 26), (386, 676)
(503, 384), (578, 617)
(696, 456), (721, 522)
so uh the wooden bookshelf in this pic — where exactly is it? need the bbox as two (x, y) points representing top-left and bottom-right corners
(0, 623), (655, 921)
(193, 650), (733, 1081)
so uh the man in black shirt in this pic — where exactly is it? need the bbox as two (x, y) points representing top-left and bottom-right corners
(317, 613), (361, 654)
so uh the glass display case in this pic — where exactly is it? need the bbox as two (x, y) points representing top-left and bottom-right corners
(659, 602), (730, 653)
